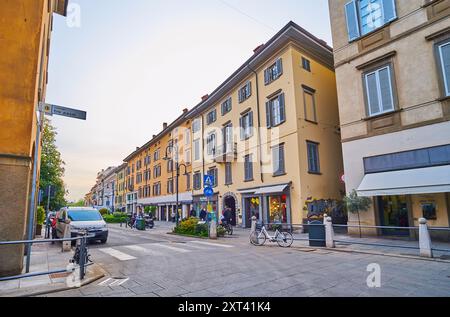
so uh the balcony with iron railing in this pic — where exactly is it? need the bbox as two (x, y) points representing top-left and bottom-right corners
(213, 142), (238, 163)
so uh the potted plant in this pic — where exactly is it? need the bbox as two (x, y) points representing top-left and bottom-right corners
(36, 206), (46, 237)
(343, 190), (372, 238)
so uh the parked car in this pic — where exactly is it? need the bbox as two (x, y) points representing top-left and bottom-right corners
(56, 207), (108, 244)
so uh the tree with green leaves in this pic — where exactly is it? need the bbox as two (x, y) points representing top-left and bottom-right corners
(343, 190), (372, 238)
(39, 118), (67, 211)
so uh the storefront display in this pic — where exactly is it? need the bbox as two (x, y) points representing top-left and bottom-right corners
(268, 195), (287, 224)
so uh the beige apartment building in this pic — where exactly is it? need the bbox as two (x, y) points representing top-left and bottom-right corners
(187, 22), (345, 227)
(329, 0), (450, 237)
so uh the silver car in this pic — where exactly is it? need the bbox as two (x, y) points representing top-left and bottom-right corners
(56, 207), (108, 243)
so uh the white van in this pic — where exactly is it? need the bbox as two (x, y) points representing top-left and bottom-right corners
(56, 207), (108, 244)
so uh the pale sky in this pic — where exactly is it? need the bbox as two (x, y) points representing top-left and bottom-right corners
(46, 0), (332, 201)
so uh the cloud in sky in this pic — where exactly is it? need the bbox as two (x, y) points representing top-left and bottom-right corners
(46, 0), (332, 201)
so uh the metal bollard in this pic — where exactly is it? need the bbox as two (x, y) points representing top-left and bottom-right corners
(209, 219), (217, 240)
(251, 216), (257, 233)
(325, 217), (335, 248)
(419, 218), (433, 258)
(79, 235), (87, 281)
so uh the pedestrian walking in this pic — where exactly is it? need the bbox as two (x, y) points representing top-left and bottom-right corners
(50, 215), (57, 244)
(199, 208), (207, 221)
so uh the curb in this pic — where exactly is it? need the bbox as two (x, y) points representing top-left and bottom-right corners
(293, 245), (450, 263)
(2, 264), (106, 298)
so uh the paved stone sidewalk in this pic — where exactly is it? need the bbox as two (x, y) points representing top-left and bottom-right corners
(0, 240), (105, 297)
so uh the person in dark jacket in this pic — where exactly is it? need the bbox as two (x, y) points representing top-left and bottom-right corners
(199, 208), (207, 221)
(190, 208), (197, 218)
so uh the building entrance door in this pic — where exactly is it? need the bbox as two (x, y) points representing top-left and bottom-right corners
(224, 196), (237, 226)
(160, 206), (166, 221)
(244, 197), (260, 228)
(378, 195), (411, 236)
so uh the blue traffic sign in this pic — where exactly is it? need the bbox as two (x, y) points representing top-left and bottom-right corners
(204, 175), (215, 187)
(204, 187), (214, 197)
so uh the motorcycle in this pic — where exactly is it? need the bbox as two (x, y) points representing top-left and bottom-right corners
(144, 216), (155, 229)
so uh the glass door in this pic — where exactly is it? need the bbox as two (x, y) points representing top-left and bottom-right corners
(378, 195), (410, 236)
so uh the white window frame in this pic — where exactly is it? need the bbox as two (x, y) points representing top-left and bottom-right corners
(364, 65), (395, 117)
(193, 139), (200, 161)
(439, 42), (450, 97)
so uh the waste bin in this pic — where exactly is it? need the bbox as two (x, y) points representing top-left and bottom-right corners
(308, 220), (326, 247)
(136, 218), (146, 231)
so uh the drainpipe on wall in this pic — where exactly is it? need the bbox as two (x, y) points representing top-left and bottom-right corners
(247, 63), (264, 184)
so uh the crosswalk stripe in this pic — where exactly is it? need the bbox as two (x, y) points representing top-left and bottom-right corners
(98, 277), (112, 286)
(189, 241), (234, 248)
(183, 243), (211, 250)
(124, 245), (164, 256)
(151, 243), (191, 253)
(99, 248), (137, 261)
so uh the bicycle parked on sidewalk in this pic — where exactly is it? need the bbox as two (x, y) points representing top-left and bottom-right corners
(250, 224), (293, 248)
(70, 230), (92, 266)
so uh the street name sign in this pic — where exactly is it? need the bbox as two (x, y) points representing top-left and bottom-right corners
(44, 103), (87, 121)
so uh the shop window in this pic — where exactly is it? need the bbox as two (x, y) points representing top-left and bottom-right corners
(268, 195), (288, 224)
(422, 203), (437, 220)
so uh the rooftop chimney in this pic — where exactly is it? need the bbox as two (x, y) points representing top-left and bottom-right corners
(253, 44), (265, 54)
(136, 147), (140, 151)
(318, 39), (328, 47)
(163, 122), (168, 130)
(153, 135), (156, 139)
(183, 108), (188, 114)
(201, 94), (209, 101)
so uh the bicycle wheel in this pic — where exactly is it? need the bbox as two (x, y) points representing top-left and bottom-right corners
(276, 232), (293, 248)
(250, 231), (266, 246)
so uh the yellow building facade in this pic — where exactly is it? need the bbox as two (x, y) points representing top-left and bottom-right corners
(187, 22), (344, 227)
(0, 0), (68, 277)
(115, 163), (127, 212)
(124, 110), (193, 220)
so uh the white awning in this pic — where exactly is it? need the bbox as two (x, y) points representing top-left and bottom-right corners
(254, 184), (290, 195)
(138, 192), (193, 205)
(238, 189), (256, 194)
(357, 165), (450, 197)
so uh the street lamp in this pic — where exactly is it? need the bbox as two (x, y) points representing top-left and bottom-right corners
(164, 143), (188, 226)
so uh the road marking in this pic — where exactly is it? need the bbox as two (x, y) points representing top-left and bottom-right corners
(97, 277), (129, 287)
(110, 278), (130, 286)
(99, 248), (137, 261)
(183, 243), (211, 250)
(151, 243), (191, 253)
(189, 241), (234, 248)
(98, 277), (112, 286)
(124, 245), (164, 256)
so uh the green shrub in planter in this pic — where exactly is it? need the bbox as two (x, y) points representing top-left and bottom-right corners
(217, 225), (226, 237)
(103, 214), (127, 224)
(174, 218), (203, 236)
(99, 208), (109, 216)
(36, 206), (46, 226)
(195, 223), (208, 237)
(113, 212), (127, 218)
